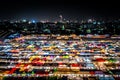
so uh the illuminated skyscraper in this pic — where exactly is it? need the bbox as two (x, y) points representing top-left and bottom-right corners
(59, 15), (63, 22)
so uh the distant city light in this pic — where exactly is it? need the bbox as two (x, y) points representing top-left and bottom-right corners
(93, 21), (97, 24)
(28, 21), (31, 24)
(32, 20), (36, 23)
(97, 22), (101, 25)
(88, 19), (92, 23)
(22, 19), (27, 22)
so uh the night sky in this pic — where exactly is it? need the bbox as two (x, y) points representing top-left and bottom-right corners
(0, 0), (119, 21)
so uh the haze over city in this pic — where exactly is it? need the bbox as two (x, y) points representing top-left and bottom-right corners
(0, 0), (119, 21)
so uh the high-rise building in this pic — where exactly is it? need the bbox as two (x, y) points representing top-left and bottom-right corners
(59, 15), (63, 22)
